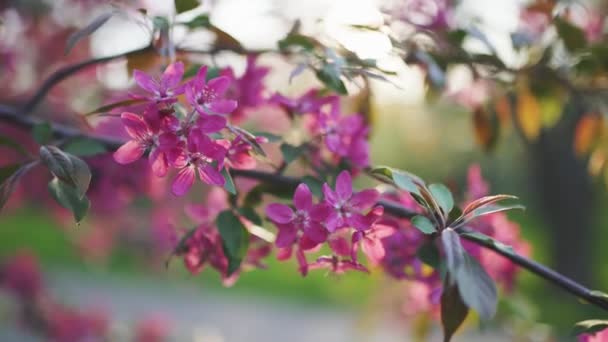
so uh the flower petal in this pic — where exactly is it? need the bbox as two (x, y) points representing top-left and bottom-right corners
(325, 211), (343, 233)
(113, 140), (145, 164)
(265, 203), (294, 224)
(322, 183), (338, 206)
(161, 61), (184, 89)
(208, 76), (231, 95)
(198, 164), (225, 186)
(304, 222), (328, 244)
(335, 170), (353, 200)
(133, 70), (158, 94)
(350, 189), (379, 210)
(197, 115), (227, 133)
(149, 149), (168, 177)
(293, 183), (312, 211)
(309, 203), (331, 221)
(121, 112), (149, 139)
(275, 224), (297, 248)
(172, 166), (196, 196)
(209, 99), (238, 114)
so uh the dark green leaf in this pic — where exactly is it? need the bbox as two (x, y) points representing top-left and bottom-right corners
(39, 146), (91, 198)
(429, 183), (454, 217)
(416, 241), (440, 269)
(441, 228), (465, 284)
(183, 14), (210, 29)
(369, 166), (423, 196)
(555, 18), (587, 52)
(0, 135), (29, 156)
(66, 12), (113, 54)
(237, 207), (263, 226)
(48, 178), (90, 223)
(175, 0), (199, 13)
(441, 281), (469, 342)
(63, 138), (107, 156)
(280, 143), (305, 164)
(32, 122), (53, 145)
(221, 168), (237, 195)
(572, 320), (608, 336)
(456, 253), (498, 320)
(412, 215), (436, 234)
(301, 176), (324, 198)
(216, 210), (249, 275)
(316, 64), (347, 94)
(0, 162), (35, 212)
(278, 34), (316, 51)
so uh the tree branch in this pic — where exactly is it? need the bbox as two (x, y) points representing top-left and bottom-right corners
(1, 103), (606, 312)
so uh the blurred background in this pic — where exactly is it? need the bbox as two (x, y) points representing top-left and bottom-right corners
(1, 0), (607, 340)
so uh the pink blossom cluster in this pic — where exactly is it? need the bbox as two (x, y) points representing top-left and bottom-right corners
(114, 58), (269, 197)
(272, 91), (372, 169)
(266, 170), (383, 275)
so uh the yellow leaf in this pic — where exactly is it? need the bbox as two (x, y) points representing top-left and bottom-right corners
(126, 48), (161, 75)
(574, 114), (603, 156)
(516, 90), (542, 140)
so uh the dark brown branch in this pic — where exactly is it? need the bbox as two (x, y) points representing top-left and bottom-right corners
(1, 103), (606, 312)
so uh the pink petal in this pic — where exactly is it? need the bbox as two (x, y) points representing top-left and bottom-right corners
(347, 213), (370, 231)
(329, 237), (350, 256)
(113, 140), (145, 164)
(293, 184), (312, 211)
(121, 112), (149, 139)
(322, 183), (338, 206)
(265, 203), (294, 224)
(133, 70), (158, 94)
(309, 203), (331, 221)
(195, 66), (208, 85)
(362, 236), (385, 264)
(172, 166), (196, 196)
(208, 76), (231, 95)
(304, 222), (328, 244)
(149, 149), (168, 177)
(275, 224), (297, 248)
(161, 61), (184, 89)
(325, 211), (343, 233)
(197, 115), (227, 133)
(198, 165), (225, 186)
(276, 246), (293, 261)
(296, 248), (308, 276)
(325, 134), (343, 154)
(350, 189), (379, 210)
(335, 170), (353, 200)
(209, 99), (238, 114)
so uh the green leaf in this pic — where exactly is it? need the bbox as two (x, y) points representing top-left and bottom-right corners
(65, 12), (113, 54)
(0, 163), (35, 212)
(0, 135), (29, 156)
(555, 18), (587, 52)
(462, 194), (519, 216)
(572, 319), (608, 336)
(416, 241), (440, 269)
(63, 138), (107, 157)
(39, 146), (91, 199)
(301, 176), (324, 198)
(229, 125), (266, 157)
(412, 215), (436, 234)
(183, 14), (210, 29)
(456, 253), (498, 320)
(48, 178), (90, 223)
(441, 281), (469, 342)
(221, 168), (237, 195)
(369, 166), (423, 196)
(237, 207), (263, 226)
(458, 204), (525, 227)
(441, 228), (465, 284)
(32, 122), (53, 145)
(174, 0), (199, 14)
(429, 183), (454, 217)
(280, 143), (306, 164)
(152, 16), (170, 31)
(316, 64), (347, 94)
(84, 98), (147, 116)
(278, 34), (316, 51)
(216, 210), (250, 275)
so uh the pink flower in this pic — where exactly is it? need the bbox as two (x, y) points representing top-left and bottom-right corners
(271, 90), (335, 116)
(133, 62), (185, 104)
(221, 55), (270, 121)
(170, 128), (227, 196)
(266, 183), (332, 248)
(181, 225), (227, 275)
(113, 109), (179, 177)
(579, 327), (608, 341)
(1, 251), (42, 299)
(322, 170), (380, 232)
(221, 135), (267, 170)
(185, 66), (238, 116)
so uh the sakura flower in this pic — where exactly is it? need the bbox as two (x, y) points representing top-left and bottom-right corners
(322, 170), (380, 232)
(180, 225), (227, 275)
(266, 183), (331, 248)
(186, 66), (238, 116)
(133, 62), (185, 104)
(271, 89), (335, 116)
(221, 135), (267, 170)
(113, 109), (179, 177)
(221, 55), (270, 121)
(170, 128), (227, 196)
